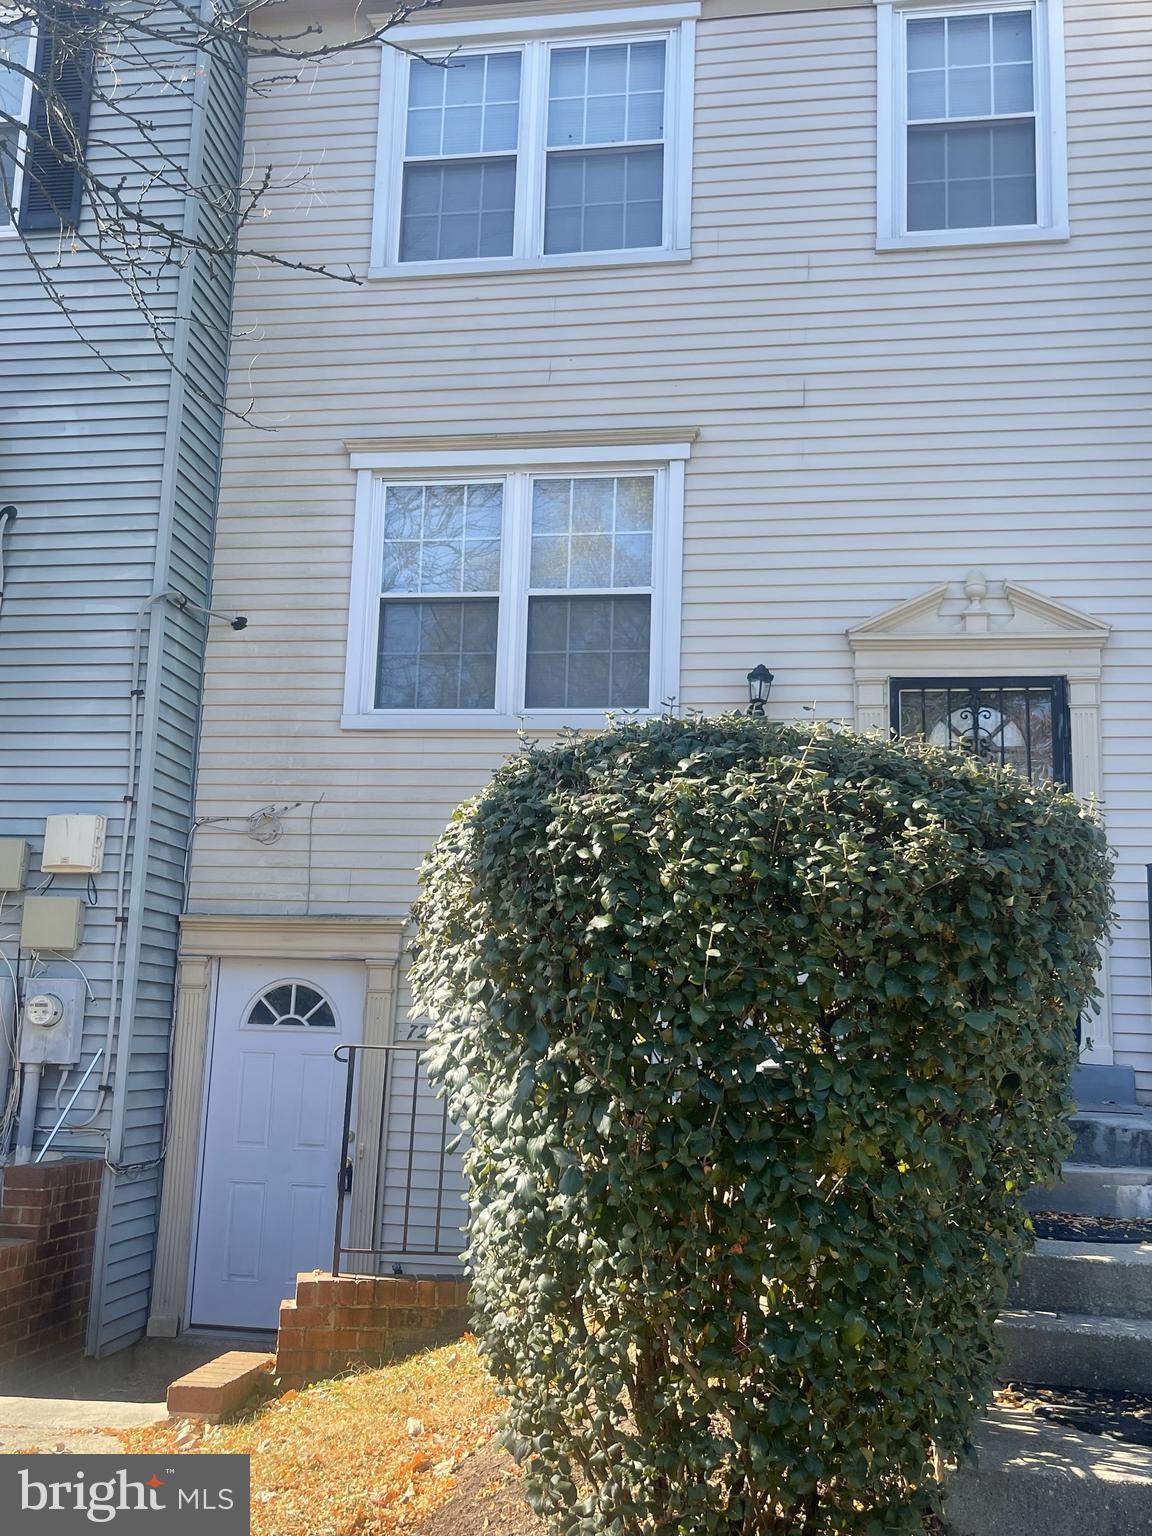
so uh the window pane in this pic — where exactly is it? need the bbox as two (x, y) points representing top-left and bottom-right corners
(0, 20), (33, 226)
(948, 65), (991, 117)
(907, 120), (1035, 230)
(947, 14), (991, 67)
(572, 477), (615, 531)
(530, 476), (655, 588)
(616, 477), (655, 532)
(994, 61), (1034, 115)
(993, 11), (1033, 62)
(406, 52), (521, 157)
(547, 40), (665, 147)
(376, 598), (498, 710)
(0, 125), (18, 222)
(896, 684), (1058, 783)
(525, 595), (651, 709)
(0, 20), (33, 121)
(908, 69), (946, 121)
(907, 17), (945, 71)
(400, 159), (516, 261)
(544, 145), (663, 253)
(382, 482), (503, 594)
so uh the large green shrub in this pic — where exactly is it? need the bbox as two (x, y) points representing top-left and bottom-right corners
(413, 717), (1112, 1536)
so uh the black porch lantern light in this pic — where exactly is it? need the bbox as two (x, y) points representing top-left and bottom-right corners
(746, 664), (774, 716)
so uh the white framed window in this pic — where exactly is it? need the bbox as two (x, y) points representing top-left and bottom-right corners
(0, 13), (36, 231)
(342, 443), (690, 729)
(370, 5), (698, 277)
(875, 0), (1067, 250)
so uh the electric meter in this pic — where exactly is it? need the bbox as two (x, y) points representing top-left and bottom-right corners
(25, 993), (64, 1029)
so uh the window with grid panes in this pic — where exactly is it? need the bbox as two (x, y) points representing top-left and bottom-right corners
(906, 9), (1037, 231)
(378, 18), (694, 270)
(876, 0), (1067, 247)
(359, 464), (680, 721)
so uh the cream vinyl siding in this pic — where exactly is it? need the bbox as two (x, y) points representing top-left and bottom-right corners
(190, 0), (1152, 1090)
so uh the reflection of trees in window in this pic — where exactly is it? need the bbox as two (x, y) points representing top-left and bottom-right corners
(895, 680), (1066, 784)
(377, 482), (503, 710)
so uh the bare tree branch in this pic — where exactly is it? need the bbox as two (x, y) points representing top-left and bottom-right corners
(2, 0), (444, 415)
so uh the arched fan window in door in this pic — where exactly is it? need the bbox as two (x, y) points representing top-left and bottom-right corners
(245, 982), (336, 1028)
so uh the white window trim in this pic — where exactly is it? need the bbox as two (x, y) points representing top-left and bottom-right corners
(0, 13), (37, 237)
(342, 442), (690, 731)
(369, 5), (698, 279)
(875, 0), (1068, 251)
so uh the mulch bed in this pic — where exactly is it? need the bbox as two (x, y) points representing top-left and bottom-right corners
(1030, 1210), (1152, 1244)
(411, 1445), (949, 1535)
(998, 1383), (1152, 1447)
(410, 1444), (545, 1536)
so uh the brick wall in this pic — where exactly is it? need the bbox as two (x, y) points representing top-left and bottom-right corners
(0, 1159), (103, 1373)
(276, 1272), (471, 1387)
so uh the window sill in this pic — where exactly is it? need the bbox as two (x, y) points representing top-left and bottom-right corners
(876, 223), (1070, 252)
(341, 710), (659, 732)
(366, 247), (692, 281)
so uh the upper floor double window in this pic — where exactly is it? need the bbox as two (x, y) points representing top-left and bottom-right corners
(877, 0), (1067, 248)
(371, 7), (697, 276)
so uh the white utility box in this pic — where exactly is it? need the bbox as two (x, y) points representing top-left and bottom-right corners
(41, 814), (106, 876)
(20, 896), (84, 953)
(0, 838), (28, 892)
(19, 978), (86, 1065)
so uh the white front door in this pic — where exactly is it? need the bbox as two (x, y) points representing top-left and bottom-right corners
(190, 959), (365, 1329)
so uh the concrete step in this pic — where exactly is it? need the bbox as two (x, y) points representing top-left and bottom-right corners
(944, 1405), (1152, 1536)
(1070, 1111), (1152, 1169)
(1010, 1240), (1152, 1320)
(997, 1308), (1152, 1392)
(1025, 1162), (1152, 1218)
(1071, 1062), (1140, 1113)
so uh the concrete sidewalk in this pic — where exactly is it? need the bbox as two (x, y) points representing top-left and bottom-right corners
(0, 1336), (266, 1452)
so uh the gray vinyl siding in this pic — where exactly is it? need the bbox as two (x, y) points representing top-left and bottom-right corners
(0, 25), (241, 1352)
(90, 31), (245, 1355)
(188, 0), (1152, 1103)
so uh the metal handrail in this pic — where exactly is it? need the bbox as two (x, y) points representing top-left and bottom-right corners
(330, 1040), (464, 1278)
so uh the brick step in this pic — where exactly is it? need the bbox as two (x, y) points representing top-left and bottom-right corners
(1009, 1240), (1152, 1320)
(1070, 1112), (1152, 1170)
(1026, 1163), (1152, 1218)
(996, 1309), (1152, 1392)
(167, 1351), (273, 1423)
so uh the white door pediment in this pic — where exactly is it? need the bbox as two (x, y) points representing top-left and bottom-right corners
(848, 571), (1110, 652)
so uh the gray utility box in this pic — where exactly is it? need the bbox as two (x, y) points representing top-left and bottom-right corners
(0, 838), (29, 892)
(20, 896), (84, 954)
(19, 977), (86, 1066)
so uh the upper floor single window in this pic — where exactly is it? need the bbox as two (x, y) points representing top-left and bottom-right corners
(371, 8), (697, 276)
(876, 0), (1068, 250)
(342, 444), (689, 729)
(0, 15), (35, 229)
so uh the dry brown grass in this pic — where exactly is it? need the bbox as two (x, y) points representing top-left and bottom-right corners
(118, 1338), (500, 1536)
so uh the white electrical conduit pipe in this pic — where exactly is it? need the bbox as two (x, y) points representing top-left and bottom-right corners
(79, 590), (249, 1122)
(13, 1062), (42, 1166)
